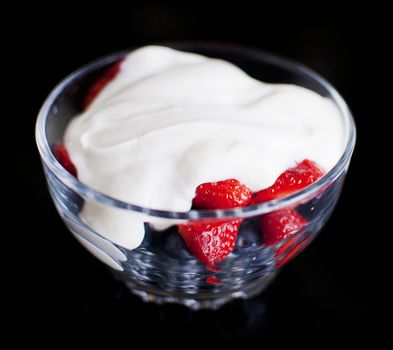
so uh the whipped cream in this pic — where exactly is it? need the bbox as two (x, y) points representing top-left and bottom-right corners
(65, 46), (346, 249)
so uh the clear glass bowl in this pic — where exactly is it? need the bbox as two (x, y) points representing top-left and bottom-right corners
(35, 42), (356, 310)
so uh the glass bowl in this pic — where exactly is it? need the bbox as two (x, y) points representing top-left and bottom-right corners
(35, 42), (356, 310)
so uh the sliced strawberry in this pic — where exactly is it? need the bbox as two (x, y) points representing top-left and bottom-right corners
(253, 159), (324, 203)
(260, 208), (307, 246)
(83, 59), (123, 109)
(253, 159), (324, 249)
(178, 219), (241, 269)
(54, 144), (77, 177)
(192, 179), (252, 209)
(179, 178), (251, 267)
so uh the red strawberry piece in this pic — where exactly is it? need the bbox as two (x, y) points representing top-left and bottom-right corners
(53, 144), (77, 177)
(83, 59), (123, 109)
(260, 208), (307, 246)
(179, 219), (241, 269)
(253, 159), (323, 248)
(192, 179), (252, 209)
(179, 179), (252, 271)
(179, 178), (251, 267)
(253, 159), (324, 203)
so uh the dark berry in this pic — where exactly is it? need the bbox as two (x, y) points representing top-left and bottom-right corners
(234, 219), (262, 253)
(165, 231), (194, 260)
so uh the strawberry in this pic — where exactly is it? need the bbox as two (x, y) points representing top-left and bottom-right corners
(54, 144), (77, 177)
(260, 208), (307, 246)
(254, 159), (324, 248)
(83, 59), (123, 109)
(179, 179), (251, 267)
(253, 159), (324, 203)
(178, 219), (241, 269)
(192, 179), (252, 209)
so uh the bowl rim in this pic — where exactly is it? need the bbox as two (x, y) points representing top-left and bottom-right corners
(35, 41), (356, 220)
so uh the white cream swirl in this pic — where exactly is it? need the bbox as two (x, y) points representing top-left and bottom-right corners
(65, 46), (345, 249)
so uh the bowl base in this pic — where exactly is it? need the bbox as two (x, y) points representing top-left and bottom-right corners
(117, 272), (277, 310)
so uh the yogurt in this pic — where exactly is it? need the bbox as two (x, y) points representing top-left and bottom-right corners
(65, 46), (346, 249)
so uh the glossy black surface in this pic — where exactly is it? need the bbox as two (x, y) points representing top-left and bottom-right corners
(6, 5), (389, 346)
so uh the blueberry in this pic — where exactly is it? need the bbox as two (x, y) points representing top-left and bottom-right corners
(148, 224), (178, 249)
(234, 219), (263, 253)
(164, 231), (193, 260)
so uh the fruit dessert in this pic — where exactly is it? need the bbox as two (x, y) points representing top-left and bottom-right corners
(54, 46), (345, 270)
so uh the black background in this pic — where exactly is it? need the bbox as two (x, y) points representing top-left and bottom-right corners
(6, 4), (390, 346)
